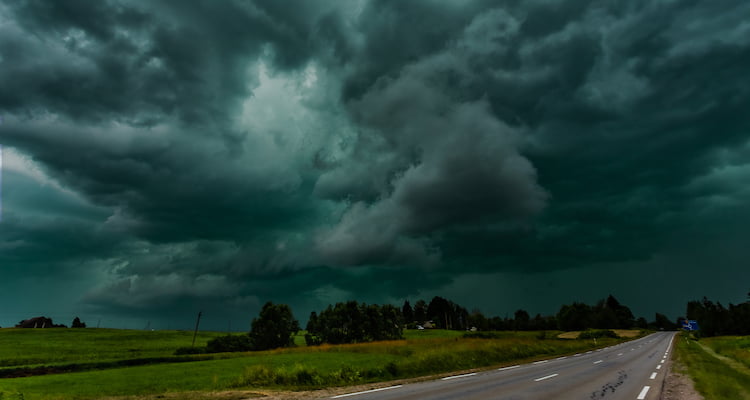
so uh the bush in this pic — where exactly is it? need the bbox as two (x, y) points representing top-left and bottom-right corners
(174, 346), (206, 355)
(206, 334), (253, 353)
(578, 329), (619, 339)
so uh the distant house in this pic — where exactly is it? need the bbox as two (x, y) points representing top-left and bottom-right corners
(16, 316), (66, 328)
(423, 320), (435, 329)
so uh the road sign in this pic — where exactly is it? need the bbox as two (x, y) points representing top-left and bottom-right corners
(682, 320), (699, 331)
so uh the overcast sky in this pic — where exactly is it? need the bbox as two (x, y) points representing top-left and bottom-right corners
(1, 0), (749, 331)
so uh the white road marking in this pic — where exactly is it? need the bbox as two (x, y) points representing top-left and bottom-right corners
(650, 372), (657, 379)
(534, 373), (559, 382)
(555, 356), (567, 360)
(533, 360), (548, 364)
(637, 386), (650, 399)
(656, 365), (662, 370)
(660, 360), (665, 364)
(586, 351), (592, 354)
(573, 353), (581, 357)
(498, 365), (520, 371)
(441, 373), (477, 381)
(593, 360), (603, 364)
(332, 386), (403, 398)
(617, 353), (623, 356)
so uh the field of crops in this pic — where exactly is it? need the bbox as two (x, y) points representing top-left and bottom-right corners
(0, 328), (638, 400)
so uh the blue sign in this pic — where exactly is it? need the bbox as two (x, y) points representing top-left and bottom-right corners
(682, 320), (699, 331)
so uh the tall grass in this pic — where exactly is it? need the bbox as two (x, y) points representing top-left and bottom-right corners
(675, 333), (750, 400)
(234, 335), (624, 389)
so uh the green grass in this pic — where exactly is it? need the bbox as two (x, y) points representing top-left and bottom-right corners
(0, 328), (227, 368)
(0, 328), (637, 400)
(675, 333), (750, 400)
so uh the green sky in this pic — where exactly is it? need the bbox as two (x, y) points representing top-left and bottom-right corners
(1, 0), (749, 330)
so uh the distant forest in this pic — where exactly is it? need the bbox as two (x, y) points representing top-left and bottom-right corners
(391, 294), (674, 333)
(684, 293), (750, 337)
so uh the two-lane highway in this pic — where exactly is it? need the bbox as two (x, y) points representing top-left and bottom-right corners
(331, 332), (676, 400)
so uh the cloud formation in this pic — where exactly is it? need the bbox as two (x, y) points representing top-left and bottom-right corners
(1, 0), (749, 328)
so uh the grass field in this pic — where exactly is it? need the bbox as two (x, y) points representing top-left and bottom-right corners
(675, 333), (750, 400)
(0, 328), (641, 400)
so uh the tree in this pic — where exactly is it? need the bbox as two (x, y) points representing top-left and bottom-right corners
(468, 309), (489, 331)
(248, 302), (300, 351)
(651, 312), (677, 331)
(605, 295), (635, 329)
(413, 300), (427, 324)
(402, 300), (414, 323)
(305, 312), (323, 346)
(71, 317), (86, 328)
(306, 301), (404, 344)
(557, 302), (592, 331)
(427, 296), (452, 328)
(514, 309), (530, 331)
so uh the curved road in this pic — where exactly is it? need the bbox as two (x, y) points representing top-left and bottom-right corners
(331, 332), (676, 400)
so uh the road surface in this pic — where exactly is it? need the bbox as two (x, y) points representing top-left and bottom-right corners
(331, 332), (676, 400)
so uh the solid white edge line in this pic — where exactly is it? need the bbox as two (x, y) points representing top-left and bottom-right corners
(332, 385), (403, 398)
(532, 360), (549, 364)
(593, 360), (603, 364)
(441, 372), (477, 381)
(498, 365), (520, 371)
(637, 386), (650, 399)
(650, 372), (657, 379)
(617, 353), (623, 356)
(533, 373), (559, 382)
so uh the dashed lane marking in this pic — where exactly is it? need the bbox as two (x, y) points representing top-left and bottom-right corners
(534, 374), (559, 382)
(441, 373), (477, 381)
(332, 385), (403, 398)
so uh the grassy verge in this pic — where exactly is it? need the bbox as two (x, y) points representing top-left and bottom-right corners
(0, 329), (638, 400)
(675, 333), (750, 400)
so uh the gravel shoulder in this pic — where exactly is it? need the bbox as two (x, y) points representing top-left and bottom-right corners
(661, 358), (703, 400)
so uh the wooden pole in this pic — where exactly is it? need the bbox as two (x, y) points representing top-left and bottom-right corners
(191, 311), (202, 347)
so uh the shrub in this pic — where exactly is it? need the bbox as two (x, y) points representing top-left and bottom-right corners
(174, 346), (206, 355)
(578, 329), (619, 339)
(206, 334), (253, 353)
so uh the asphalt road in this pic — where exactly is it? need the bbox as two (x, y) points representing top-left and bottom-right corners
(331, 332), (676, 400)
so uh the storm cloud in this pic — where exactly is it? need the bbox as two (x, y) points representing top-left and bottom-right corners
(1, 0), (749, 329)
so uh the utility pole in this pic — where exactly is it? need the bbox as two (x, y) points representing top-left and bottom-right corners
(191, 311), (203, 347)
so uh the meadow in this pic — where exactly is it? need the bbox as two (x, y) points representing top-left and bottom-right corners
(674, 333), (750, 400)
(0, 328), (639, 400)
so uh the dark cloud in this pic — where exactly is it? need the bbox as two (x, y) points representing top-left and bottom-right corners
(1, 0), (749, 329)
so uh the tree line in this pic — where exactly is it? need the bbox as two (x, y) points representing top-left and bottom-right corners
(193, 294), (676, 354)
(400, 295), (674, 332)
(684, 293), (750, 337)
